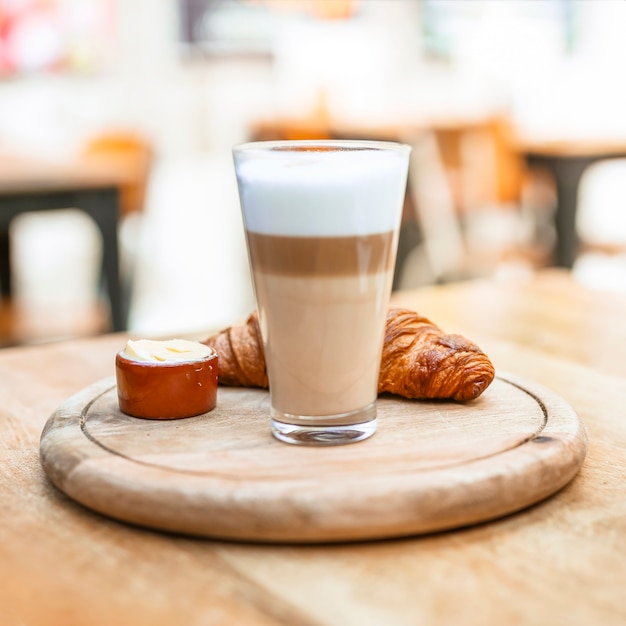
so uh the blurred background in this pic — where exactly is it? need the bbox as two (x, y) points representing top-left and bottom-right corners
(1, 0), (626, 346)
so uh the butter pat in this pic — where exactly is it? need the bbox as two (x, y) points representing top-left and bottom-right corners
(122, 338), (213, 363)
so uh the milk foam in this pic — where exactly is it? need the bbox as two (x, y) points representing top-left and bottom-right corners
(233, 144), (410, 237)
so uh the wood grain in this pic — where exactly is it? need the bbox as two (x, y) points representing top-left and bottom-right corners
(40, 373), (587, 542)
(2, 270), (626, 626)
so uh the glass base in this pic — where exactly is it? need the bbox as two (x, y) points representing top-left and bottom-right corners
(271, 403), (377, 446)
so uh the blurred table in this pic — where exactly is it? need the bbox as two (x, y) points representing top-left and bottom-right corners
(521, 137), (626, 267)
(0, 152), (131, 331)
(251, 116), (626, 270)
(249, 114), (487, 287)
(1, 268), (624, 625)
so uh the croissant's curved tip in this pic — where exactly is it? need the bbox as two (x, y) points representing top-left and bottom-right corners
(453, 372), (495, 401)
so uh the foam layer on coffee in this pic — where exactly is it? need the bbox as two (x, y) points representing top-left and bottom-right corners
(234, 147), (410, 236)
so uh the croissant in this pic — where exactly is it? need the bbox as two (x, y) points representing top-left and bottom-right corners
(203, 311), (268, 388)
(203, 308), (494, 401)
(378, 308), (495, 401)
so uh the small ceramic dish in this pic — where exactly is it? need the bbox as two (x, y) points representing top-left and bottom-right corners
(115, 341), (218, 419)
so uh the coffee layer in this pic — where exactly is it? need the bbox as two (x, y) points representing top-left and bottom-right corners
(253, 272), (393, 416)
(246, 231), (396, 277)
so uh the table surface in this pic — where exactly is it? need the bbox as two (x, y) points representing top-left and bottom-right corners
(0, 151), (133, 194)
(515, 135), (626, 159)
(1, 269), (625, 626)
(251, 112), (626, 155)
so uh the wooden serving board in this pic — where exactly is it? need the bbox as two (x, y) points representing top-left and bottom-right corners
(40, 373), (587, 543)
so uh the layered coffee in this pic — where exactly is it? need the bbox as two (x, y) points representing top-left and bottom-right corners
(233, 141), (410, 433)
(247, 231), (396, 417)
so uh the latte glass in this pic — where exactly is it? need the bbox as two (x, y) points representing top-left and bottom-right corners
(233, 140), (411, 445)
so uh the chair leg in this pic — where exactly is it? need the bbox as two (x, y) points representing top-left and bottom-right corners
(80, 189), (127, 331)
(0, 228), (11, 296)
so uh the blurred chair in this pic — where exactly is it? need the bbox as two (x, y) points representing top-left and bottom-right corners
(398, 118), (551, 288)
(81, 130), (154, 220)
(80, 129), (154, 304)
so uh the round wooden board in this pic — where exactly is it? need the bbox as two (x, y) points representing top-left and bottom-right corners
(40, 373), (587, 543)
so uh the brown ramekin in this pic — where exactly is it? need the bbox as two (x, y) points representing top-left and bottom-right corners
(115, 348), (218, 419)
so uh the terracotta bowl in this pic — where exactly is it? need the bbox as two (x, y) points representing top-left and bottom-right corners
(115, 349), (218, 419)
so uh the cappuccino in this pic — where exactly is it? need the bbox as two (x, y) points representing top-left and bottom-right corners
(233, 140), (410, 444)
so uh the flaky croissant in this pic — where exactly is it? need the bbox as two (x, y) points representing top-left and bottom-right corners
(203, 308), (495, 401)
(204, 311), (268, 389)
(378, 308), (494, 401)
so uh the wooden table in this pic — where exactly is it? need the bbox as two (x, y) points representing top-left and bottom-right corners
(1, 269), (625, 625)
(521, 137), (626, 268)
(0, 152), (132, 332)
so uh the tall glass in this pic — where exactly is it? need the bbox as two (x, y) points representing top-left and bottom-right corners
(233, 140), (411, 445)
